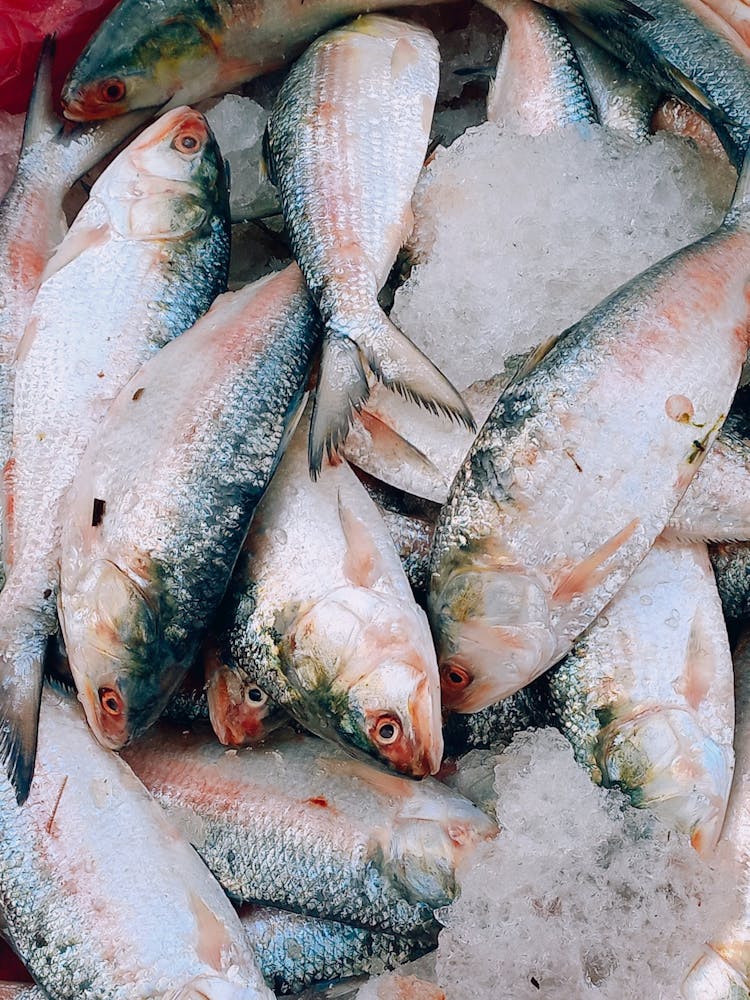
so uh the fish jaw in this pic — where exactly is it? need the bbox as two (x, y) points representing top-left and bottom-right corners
(204, 644), (285, 747)
(283, 589), (443, 776)
(596, 706), (733, 854)
(430, 565), (556, 712)
(61, 0), (226, 120)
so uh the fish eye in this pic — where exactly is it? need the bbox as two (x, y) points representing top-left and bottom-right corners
(440, 662), (472, 690)
(98, 78), (126, 104)
(98, 686), (124, 717)
(172, 131), (204, 155)
(374, 714), (402, 745)
(246, 685), (267, 705)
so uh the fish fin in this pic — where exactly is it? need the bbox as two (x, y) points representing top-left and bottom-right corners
(562, 0), (654, 20)
(261, 126), (277, 187)
(337, 489), (388, 588)
(39, 223), (110, 284)
(319, 754), (414, 799)
(355, 407), (440, 476)
(354, 309), (475, 432)
(552, 518), (640, 601)
(0, 628), (47, 803)
(21, 36), (59, 152)
(309, 337), (370, 479)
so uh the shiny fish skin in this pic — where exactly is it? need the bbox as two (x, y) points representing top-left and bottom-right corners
(124, 725), (496, 938)
(539, 0), (750, 168)
(266, 15), (473, 475)
(0, 689), (273, 1000)
(428, 161), (750, 714)
(0, 107), (230, 804)
(59, 265), (318, 754)
(711, 541), (750, 620)
(682, 629), (750, 998)
(61, 0), (454, 120)
(565, 24), (659, 139)
(0, 45), (147, 588)
(543, 538), (734, 854)
(217, 405), (443, 778)
(484, 0), (597, 133)
(239, 906), (426, 995)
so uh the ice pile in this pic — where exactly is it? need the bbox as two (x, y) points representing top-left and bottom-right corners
(392, 124), (736, 389)
(205, 94), (277, 222)
(433, 730), (734, 1000)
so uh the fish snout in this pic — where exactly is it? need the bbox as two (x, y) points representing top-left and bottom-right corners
(61, 78), (129, 121)
(78, 677), (130, 750)
(205, 659), (271, 747)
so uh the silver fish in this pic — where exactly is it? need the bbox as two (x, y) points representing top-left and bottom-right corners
(265, 14), (473, 475)
(0, 688), (273, 1000)
(59, 265), (317, 755)
(0, 107), (230, 803)
(485, 0), (597, 133)
(428, 149), (750, 714)
(218, 404), (443, 778)
(124, 724), (497, 938)
(544, 537), (734, 855)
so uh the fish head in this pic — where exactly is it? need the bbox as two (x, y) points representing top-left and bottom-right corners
(203, 639), (286, 746)
(430, 566), (555, 712)
(90, 107), (227, 241)
(62, 559), (183, 750)
(284, 588), (443, 777)
(595, 706), (733, 855)
(61, 0), (224, 120)
(387, 793), (498, 907)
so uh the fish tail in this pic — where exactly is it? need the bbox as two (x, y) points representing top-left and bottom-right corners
(309, 335), (370, 479)
(0, 621), (47, 803)
(21, 35), (59, 153)
(354, 307), (475, 433)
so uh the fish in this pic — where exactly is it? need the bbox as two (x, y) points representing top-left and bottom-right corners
(485, 0), (597, 134)
(204, 637), (289, 747)
(216, 404), (444, 778)
(542, 537), (734, 854)
(60, 0), (471, 121)
(530, 0), (750, 168)
(564, 24), (659, 138)
(710, 541), (750, 621)
(443, 688), (541, 757)
(428, 145), (750, 714)
(681, 627), (750, 997)
(265, 14), (473, 476)
(59, 265), (318, 756)
(0, 106), (230, 804)
(0, 40), (148, 587)
(238, 905), (426, 996)
(123, 723), (497, 938)
(0, 688), (274, 1000)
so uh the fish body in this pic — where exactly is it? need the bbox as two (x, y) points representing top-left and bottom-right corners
(239, 906), (425, 995)
(123, 724), (497, 937)
(682, 628), (750, 997)
(218, 406), (443, 777)
(61, 0), (454, 120)
(544, 537), (734, 854)
(59, 265), (317, 753)
(0, 689), (273, 1000)
(428, 159), (750, 713)
(485, 0), (597, 133)
(564, 23), (659, 138)
(265, 14), (472, 474)
(0, 107), (230, 802)
(711, 541), (750, 620)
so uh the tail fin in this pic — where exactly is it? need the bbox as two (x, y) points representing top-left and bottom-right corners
(729, 140), (750, 216)
(0, 626), (47, 803)
(21, 36), (59, 153)
(309, 336), (370, 478)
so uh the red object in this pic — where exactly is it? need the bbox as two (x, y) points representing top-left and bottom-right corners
(0, 939), (32, 984)
(0, 0), (121, 114)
